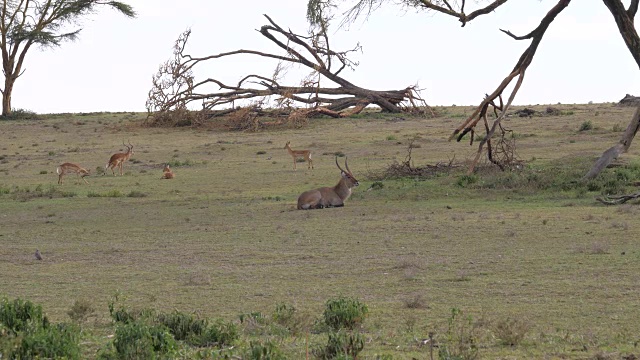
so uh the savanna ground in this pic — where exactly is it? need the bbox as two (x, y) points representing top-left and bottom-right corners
(1, 103), (640, 359)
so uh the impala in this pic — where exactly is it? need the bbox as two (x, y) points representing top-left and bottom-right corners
(284, 141), (313, 170)
(297, 156), (359, 210)
(56, 162), (90, 184)
(106, 140), (134, 176)
(160, 164), (175, 179)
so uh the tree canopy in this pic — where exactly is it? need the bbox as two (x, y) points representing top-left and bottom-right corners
(0, 0), (136, 116)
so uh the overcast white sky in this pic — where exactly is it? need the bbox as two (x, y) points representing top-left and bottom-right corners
(11, 0), (640, 113)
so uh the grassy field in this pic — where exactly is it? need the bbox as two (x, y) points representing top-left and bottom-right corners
(1, 104), (640, 359)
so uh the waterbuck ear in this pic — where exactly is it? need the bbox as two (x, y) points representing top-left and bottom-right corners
(340, 171), (348, 177)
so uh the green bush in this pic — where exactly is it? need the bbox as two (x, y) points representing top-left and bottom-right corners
(67, 299), (95, 323)
(272, 303), (296, 327)
(0, 108), (39, 120)
(0, 298), (49, 334)
(14, 323), (81, 359)
(242, 340), (286, 360)
(456, 174), (478, 188)
(438, 308), (479, 360)
(156, 310), (209, 346)
(201, 319), (239, 348)
(98, 321), (177, 360)
(158, 310), (238, 347)
(108, 295), (155, 324)
(578, 120), (593, 131)
(492, 317), (530, 346)
(313, 329), (365, 360)
(0, 298), (80, 359)
(323, 297), (368, 331)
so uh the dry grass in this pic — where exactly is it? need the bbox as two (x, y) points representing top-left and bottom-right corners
(1, 105), (640, 358)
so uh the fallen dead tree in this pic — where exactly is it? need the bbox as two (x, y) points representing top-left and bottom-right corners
(596, 192), (640, 205)
(145, 15), (433, 129)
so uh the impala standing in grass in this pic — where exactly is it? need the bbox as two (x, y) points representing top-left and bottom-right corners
(297, 157), (359, 210)
(106, 141), (134, 176)
(284, 141), (313, 170)
(56, 163), (90, 184)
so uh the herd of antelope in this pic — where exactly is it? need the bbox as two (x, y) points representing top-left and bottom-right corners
(56, 140), (164, 184)
(56, 140), (359, 210)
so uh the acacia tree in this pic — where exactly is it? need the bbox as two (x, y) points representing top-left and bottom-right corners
(0, 0), (136, 117)
(309, 0), (640, 178)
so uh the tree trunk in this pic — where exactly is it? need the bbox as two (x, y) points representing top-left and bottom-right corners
(584, 106), (640, 179)
(2, 77), (14, 117)
(585, 0), (640, 178)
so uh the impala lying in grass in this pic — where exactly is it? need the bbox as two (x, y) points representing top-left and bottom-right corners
(297, 157), (359, 210)
(161, 164), (175, 179)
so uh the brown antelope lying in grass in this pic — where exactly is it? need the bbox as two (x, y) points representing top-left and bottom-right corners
(56, 163), (90, 184)
(160, 164), (175, 179)
(284, 141), (313, 170)
(297, 157), (359, 210)
(106, 140), (134, 176)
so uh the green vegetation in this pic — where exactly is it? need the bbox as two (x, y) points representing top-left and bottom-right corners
(1, 105), (640, 358)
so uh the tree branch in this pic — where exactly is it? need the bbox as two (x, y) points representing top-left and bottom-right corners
(448, 0), (571, 173)
(628, 0), (639, 19)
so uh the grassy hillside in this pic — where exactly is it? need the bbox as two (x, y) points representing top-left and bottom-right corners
(1, 104), (639, 359)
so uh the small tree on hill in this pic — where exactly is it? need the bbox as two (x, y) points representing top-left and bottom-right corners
(0, 0), (136, 117)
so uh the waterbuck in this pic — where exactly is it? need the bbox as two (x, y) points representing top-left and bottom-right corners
(297, 156), (358, 210)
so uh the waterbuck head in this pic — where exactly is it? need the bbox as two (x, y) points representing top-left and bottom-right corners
(296, 156), (359, 210)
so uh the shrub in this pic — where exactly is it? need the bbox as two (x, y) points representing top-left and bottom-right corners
(242, 340), (286, 360)
(492, 317), (530, 346)
(579, 120), (593, 131)
(154, 310), (238, 347)
(0, 298), (49, 334)
(67, 299), (95, 323)
(0, 108), (39, 120)
(272, 303), (296, 327)
(323, 297), (368, 331)
(369, 181), (384, 190)
(98, 321), (177, 360)
(127, 190), (147, 198)
(0, 298), (80, 359)
(438, 308), (479, 360)
(14, 323), (80, 359)
(201, 319), (239, 348)
(108, 294), (154, 325)
(313, 329), (365, 360)
(456, 174), (478, 187)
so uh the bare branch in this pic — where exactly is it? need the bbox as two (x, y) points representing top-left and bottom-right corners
(448, 0), (571, 173)
(628, 0), (639, 19)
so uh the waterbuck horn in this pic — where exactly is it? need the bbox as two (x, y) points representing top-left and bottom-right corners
(335, 156), (346, 173)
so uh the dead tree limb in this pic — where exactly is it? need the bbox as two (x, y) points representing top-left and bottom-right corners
(146, 14), (433, 127)
(596, 192), (640, 205)
(443, 0), (571, 173)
